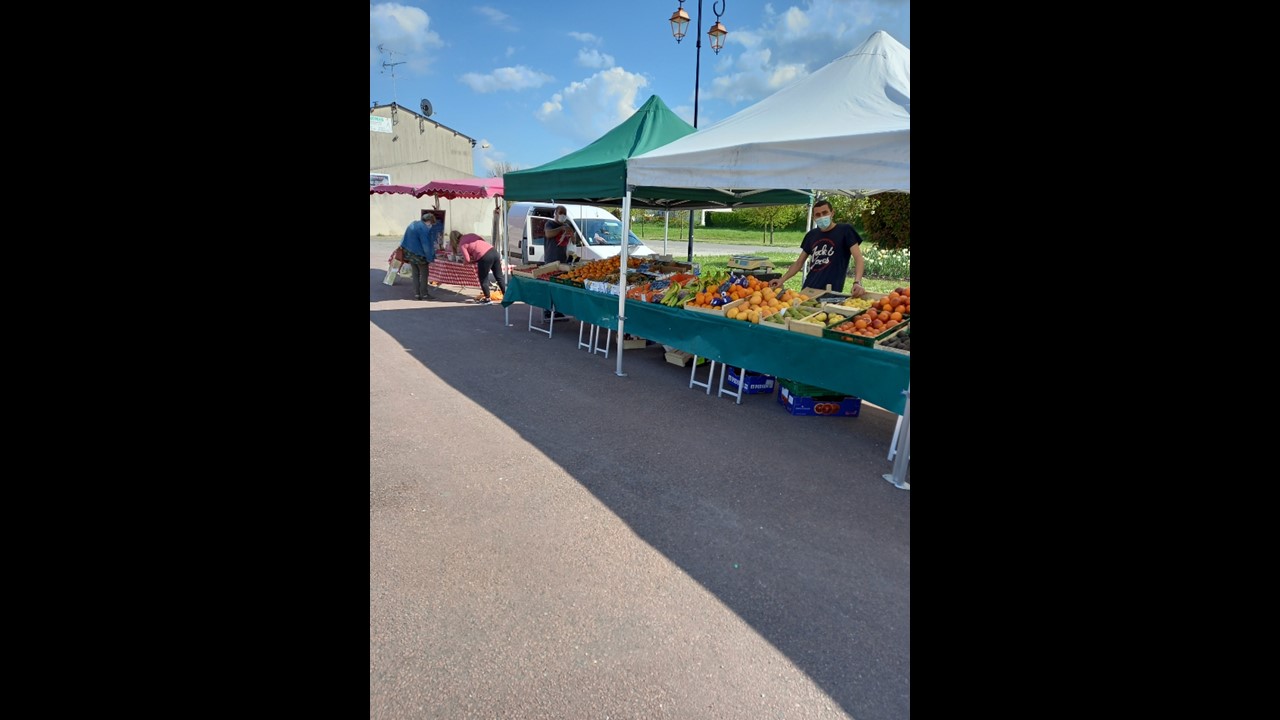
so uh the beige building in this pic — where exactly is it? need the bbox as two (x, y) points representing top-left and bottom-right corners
(369, 103), (498, 239)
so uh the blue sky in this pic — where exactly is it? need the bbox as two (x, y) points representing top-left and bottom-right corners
(370, 1), (909, 178)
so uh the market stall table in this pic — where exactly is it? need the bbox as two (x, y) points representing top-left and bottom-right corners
(429, 257), (511, 291)
(501, 275), (909, 416)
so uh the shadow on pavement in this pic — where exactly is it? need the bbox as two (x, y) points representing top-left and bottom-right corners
(370, 267), (909, 719)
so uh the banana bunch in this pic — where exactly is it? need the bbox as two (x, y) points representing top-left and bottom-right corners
(660, 282), (684, 306)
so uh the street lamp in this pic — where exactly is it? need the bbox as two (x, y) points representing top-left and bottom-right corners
(669, 0), (727, 262)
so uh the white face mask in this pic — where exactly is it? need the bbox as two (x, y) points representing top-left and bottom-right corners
(815, 216), (832, 230)
(556, 214), (566, 222)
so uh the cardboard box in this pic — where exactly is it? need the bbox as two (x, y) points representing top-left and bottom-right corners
(622, 335), (649, 350)
(778, 377), (842, 398)
(777, 387), (862, 417)
(726, 367), (776, 394)
(664, 350), (709, 367)
(584, 279), (620, 295)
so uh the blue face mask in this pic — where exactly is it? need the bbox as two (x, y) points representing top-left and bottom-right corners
(815, 216), (833, 230)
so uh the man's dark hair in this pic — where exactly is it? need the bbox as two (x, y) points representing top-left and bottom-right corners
(813, 198), (833, 212)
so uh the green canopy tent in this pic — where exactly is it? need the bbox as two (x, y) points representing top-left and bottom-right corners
(503, 94), (808, 212)
(503, 94), (811, 369)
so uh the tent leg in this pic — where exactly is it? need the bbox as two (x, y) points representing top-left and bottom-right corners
(883, 385), (910, 490)
(615, 191), (633, 377)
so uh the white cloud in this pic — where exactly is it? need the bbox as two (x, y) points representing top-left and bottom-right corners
(671, 104), (696, 126)
(475, 6), (510, 24)
(505, 46), (516, 57)
(701, 0), (908, 106)
(369, 2), (445, 72)
(729, 29), (766, 50)
(702, 46), (808, 104)
(782, 6), (811, 34)
(459, 66), (555, 93)
(535, 67), (650, 145)
(569, 32), (600, 44)
(481, 149), (510, 175)
(576, 48), (615, 69)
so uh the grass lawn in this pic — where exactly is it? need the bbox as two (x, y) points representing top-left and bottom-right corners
(632, 223), (910, 288)
(632, 223), (807, 247)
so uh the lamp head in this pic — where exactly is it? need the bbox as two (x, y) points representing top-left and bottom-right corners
(669, 6), (691, 42)
(708, 21), (728, 53)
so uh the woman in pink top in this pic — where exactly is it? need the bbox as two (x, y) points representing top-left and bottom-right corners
(452, 231), (507, 305)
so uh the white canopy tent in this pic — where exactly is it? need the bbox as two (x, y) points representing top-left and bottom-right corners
(625, 30), (909, 195)
(616, 30), (911, 485)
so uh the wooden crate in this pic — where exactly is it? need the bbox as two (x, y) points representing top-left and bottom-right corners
(873, 324), (911, 355)
(512, 261), (569, 279)
(757, 308), (790, 331)
(786, 306), (858, 336)
(664, 349), (709, 367)
(683, 297), (746, 317)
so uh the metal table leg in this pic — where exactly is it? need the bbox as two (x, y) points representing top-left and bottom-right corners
(717, 365), (745, 405)
(689, 356), (716, 395)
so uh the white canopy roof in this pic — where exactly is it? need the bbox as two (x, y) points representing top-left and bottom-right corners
(626, 30), (910, 194)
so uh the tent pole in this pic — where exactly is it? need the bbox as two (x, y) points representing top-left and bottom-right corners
(500, 198), (513, 327)
(616, 191), (633, 376)
(803, 194), (815, 286)
(686, 211), (695, 262)
(883, 384), (911, 490)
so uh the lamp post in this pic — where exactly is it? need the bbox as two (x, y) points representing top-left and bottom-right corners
(669, 0), (727, 262)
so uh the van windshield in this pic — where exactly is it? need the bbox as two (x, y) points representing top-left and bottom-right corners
(578, 219), (643, 247)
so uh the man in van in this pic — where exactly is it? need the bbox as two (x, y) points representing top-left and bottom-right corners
(541, 205), (573, 321)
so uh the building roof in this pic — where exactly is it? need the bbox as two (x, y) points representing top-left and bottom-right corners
(370, 102), (479, 146)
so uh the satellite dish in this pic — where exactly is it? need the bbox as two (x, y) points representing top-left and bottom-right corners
(419, 98), (433, 117)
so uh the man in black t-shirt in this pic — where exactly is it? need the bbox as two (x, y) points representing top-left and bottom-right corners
(769, 198), (867, 296)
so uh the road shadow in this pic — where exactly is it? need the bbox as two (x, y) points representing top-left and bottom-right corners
(370, 270), (909, 719)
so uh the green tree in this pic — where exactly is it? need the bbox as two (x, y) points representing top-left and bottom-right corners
(814, 193), (877, 235)
(859, 192), (910, 250)
(736, 204), (809, 244)
(488, 161), (520, 178)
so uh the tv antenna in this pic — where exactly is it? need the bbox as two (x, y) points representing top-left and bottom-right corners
(378, 44), (407, 106)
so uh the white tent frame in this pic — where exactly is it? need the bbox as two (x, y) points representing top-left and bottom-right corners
(615, 30), (911, 487)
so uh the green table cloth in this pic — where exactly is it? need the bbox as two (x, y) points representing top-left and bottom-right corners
(503, 276), (910, 415)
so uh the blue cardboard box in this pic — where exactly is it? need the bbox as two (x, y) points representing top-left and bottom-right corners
(726, 367), (776, 394)
(777, 386), (861, 416)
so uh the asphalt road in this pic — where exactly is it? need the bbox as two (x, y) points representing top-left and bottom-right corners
(370, 237), (910, 719)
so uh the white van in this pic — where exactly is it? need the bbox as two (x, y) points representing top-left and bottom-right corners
(506, 202), (655, 264)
